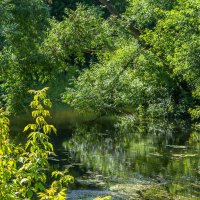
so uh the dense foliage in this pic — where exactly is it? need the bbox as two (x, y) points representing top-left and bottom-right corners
(0, 0), (200, 119)
(0, 1), (199, 199)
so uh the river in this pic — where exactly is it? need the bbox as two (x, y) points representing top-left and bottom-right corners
(11, 107), (200, 199)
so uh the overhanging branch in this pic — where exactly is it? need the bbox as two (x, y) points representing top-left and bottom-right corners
(99, 0), (141, 38)
(99, 0), (120, 17)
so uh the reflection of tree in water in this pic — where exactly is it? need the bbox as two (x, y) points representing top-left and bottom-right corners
(189, 125), (200, 152)
(62, 117), (198, 183)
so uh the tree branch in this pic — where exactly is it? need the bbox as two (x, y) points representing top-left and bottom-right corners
(99, 0), (120, 17)
(99, 0), (140, 38)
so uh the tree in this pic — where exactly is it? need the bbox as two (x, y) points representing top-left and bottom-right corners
(0, 0), (49, 112)
(1, 0), (200, 119)
(62, 0), (200, 118)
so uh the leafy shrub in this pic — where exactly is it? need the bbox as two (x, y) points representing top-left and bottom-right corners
(0, 87), (73, 199)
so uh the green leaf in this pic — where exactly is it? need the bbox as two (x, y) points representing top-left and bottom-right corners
(35, 182), (45, 191)
(27, 189), (33, 198)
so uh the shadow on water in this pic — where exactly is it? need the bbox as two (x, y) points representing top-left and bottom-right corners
(11, 108), (200, 199)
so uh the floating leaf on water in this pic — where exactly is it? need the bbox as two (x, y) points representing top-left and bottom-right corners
(171, 154), (197, 158)
(166, 145), (188, 149)
(71, 162), (83, 166)
(63, 164), (74, 169)
(96, 175), (103, 178)
(148, 152), (163, 157)
(48, 157), (60, 162)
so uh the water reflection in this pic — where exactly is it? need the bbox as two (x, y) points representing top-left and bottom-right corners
(11, 110), (200, 198)
(61, 117), (199, 197)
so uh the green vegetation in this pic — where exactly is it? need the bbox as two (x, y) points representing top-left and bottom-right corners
(0, 0), (199, 120)
(0, 0), (200, 199)
(0, 88), (73, 199)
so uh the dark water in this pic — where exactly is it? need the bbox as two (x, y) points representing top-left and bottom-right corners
(11, 109), (200, 199)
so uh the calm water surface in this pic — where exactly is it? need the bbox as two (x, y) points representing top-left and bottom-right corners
(12, 108), (200, 199)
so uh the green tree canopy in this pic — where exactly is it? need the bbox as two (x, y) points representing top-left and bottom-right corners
(0, 0), (200, 119)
